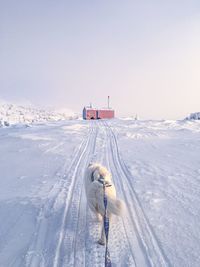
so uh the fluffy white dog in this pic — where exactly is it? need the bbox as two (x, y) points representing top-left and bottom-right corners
(85, 163), (125, 245)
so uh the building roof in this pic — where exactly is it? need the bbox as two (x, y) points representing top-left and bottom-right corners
(84, 106), (98, 110)
(98, 108), (114, 111)
(84, 106), (114, 111)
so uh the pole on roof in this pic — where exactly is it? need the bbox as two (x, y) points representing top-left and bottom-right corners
(108, 96), (110, 109)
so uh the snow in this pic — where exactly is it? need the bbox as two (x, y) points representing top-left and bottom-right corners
(186, 112), (200, 120)
(0, 100), (78, 127)
(0, 118), (200, 266)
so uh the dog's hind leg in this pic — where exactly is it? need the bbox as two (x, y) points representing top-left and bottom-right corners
(95, 206), (102, 222)
(98, 221), (105, 246)
(96, 212), (102, 222)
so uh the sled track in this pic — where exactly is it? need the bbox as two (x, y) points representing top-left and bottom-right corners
(25, 128), (90, 267)
(104, 121), (171, 267)
(25, 122), (97, 267)
(84, 122), (112, 267)
(53, 121), (98, 267)
(102, 121), (140, 266)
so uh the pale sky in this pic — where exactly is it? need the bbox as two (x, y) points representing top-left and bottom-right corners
(0, 0), (200, 119)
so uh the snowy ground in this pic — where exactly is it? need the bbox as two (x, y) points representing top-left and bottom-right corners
(0, 118), (200, 267)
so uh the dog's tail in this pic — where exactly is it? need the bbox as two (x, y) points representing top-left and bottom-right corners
(107, 197), (125, 216)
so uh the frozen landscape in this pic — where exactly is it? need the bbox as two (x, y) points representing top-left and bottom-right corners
(0, 114), (200, 267)
(0, 100), (78, 127)
(1, 0), (199, 265)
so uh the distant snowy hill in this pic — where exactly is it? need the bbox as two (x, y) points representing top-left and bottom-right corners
(186, 112), (200, 120)
(0, 100), (78, 127)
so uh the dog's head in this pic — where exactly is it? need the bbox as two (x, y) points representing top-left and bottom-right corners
(89, 163), (112, 185)
(91, 169), (104, 183)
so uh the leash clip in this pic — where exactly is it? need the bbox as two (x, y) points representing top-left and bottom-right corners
(98, 178), (112, 187)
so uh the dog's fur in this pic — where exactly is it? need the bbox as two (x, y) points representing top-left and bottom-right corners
(85, 163), (125, 245)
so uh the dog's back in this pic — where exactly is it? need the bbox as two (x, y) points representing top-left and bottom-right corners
(85, 163), (124, 216)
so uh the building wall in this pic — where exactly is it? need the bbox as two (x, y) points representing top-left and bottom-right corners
(83, 107), (114, 120)
(86, 109), (97, 119)
(83, 108), (87, 119)
(97, 109), (114, 119)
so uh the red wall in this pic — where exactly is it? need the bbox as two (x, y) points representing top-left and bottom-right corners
(97, 110), (114, 119)
(86, 109), (97, 119)
(84, 108), (115, 119)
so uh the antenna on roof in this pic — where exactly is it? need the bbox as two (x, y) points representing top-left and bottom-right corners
(108, 96), (110, 109)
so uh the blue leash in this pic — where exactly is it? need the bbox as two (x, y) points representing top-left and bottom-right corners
(103, 182), (112, 267)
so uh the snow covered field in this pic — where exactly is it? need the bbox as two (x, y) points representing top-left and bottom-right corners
(0, 118), (200, 267)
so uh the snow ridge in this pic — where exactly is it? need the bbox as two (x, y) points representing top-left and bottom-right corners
(186, 112), (200, 120)
(0, 100), (78, 127)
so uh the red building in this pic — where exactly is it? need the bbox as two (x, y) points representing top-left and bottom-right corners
(82, 107), (97, 120)
(83, 97), (115, 120)
(97, 109), (115, 119)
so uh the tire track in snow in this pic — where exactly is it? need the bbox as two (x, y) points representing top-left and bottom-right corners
(104, 121), (170, 267)
(53, 121), (99, 267)
(69, 121), (99, 267)
(84, 122), (109, 267)
(103, 121), (139, 267)
(69, 121), (109, 267)
(25, 124), (93, 267)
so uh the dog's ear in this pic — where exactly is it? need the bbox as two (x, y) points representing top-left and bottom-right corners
(98, 174), (104, 183)
(99, 174), (104, 180)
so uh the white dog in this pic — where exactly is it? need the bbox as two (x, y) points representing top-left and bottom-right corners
(85, 163), (125, 245)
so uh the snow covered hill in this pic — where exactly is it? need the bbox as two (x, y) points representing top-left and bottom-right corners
(0, 100), (78, 127)
(186, 112), (200, 120)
